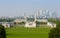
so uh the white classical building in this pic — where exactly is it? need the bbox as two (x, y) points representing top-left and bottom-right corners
(2, 22), (10, 28)
(24, 15), (36, 28)
(24, 14), (57, 28)
(47, 22), (56, 28)
(0, 22), (14, 28)
(25, 21), (36, 28)
(13, 19), (25, 24)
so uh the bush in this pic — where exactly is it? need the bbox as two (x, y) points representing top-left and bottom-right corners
(56, 20), (60, 28)
(49, 28), (60, 38)
(48, 19), (60, 38)
(0, 25), (6, 38)
(18, 22), (25, 25)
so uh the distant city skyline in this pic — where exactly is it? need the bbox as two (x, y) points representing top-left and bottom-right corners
(0, 0), (60, 17)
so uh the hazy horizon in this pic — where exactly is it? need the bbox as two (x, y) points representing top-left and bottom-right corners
(0, 0), (60, 17)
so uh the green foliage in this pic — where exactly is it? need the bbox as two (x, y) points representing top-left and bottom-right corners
(36, 21), (47, 24)
(36, 21), (40, 24)
(36, 21), (40, 27)
(27, 18), (34, 21)
(0, 25), (6, 38)
(48, 18), (60, 28)
(49, 28), (60, 38)
(49, 19), (60, 38)
(48, 18), (57, 23)
(18, 22), (25, 25)
(0, 18), (14, 22)
(56, 20), (60, 28)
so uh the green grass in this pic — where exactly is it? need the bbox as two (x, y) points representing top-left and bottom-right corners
(6, 26), (51, 38)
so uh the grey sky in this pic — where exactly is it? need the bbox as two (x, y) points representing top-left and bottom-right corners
(0, 0), (60, 17)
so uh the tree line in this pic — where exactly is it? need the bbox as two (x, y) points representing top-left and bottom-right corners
(0, 18), (14, 22)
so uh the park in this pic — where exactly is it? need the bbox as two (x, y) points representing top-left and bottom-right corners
(6, 25), (51, 38)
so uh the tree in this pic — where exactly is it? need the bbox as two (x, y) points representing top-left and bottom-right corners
(0, 24), (6, 38)
(56, 20), (60, 28)
(49, 28), (60, 38)
(49, 20), (60, 38)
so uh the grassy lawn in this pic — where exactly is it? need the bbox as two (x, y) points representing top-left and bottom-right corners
(6, 26), (51, 38)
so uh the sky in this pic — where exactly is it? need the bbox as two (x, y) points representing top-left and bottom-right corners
(0, 0), (60, 17)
